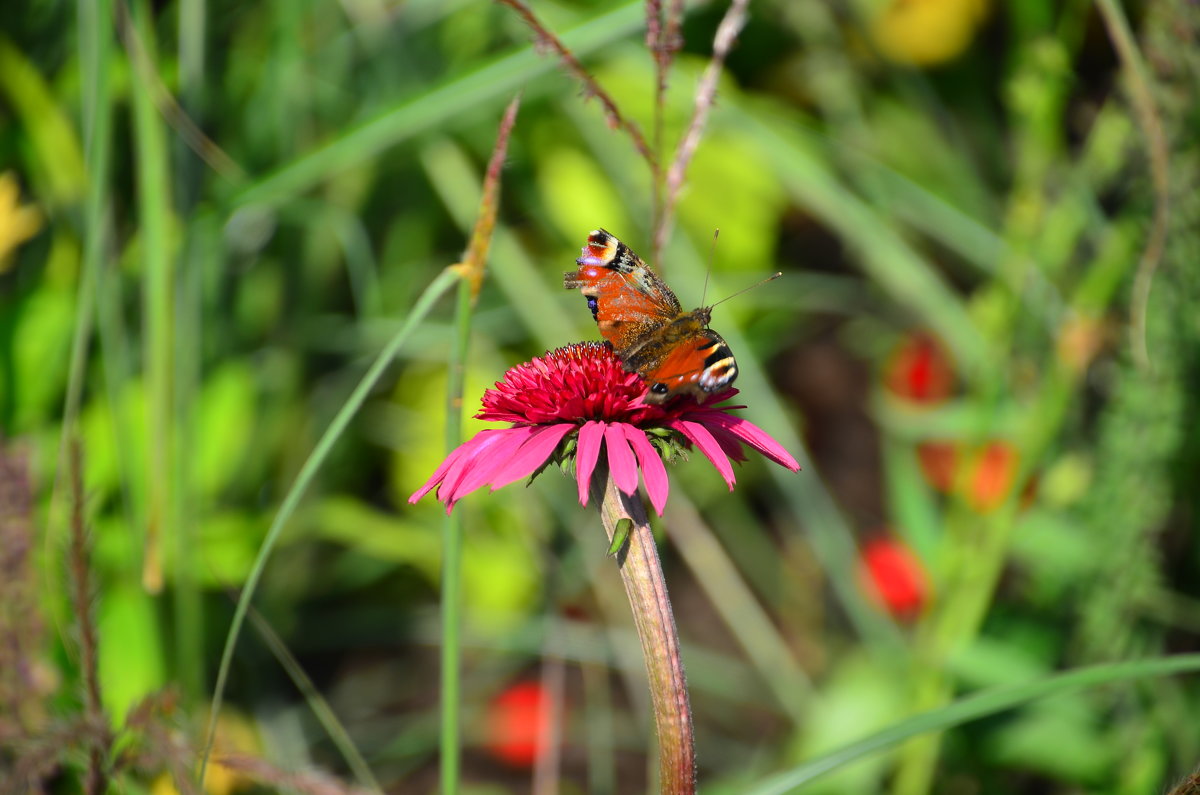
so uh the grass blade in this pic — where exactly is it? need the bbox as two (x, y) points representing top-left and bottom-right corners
(245, 607), (383, 794)
(199, 267), (461, 786)
(127, 0), (174, 595)
(745, 654), (1200, 794)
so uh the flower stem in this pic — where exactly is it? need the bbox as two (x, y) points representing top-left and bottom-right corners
(591, 467), (695, 794)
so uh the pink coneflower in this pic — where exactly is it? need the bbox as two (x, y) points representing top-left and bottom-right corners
(409, 342), (799, 515)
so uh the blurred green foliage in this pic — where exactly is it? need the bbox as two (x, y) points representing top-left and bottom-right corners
(1, 0), (1199, 792)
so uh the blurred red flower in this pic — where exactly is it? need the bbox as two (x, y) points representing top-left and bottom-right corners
(916, 440), (1023, 513)
(859, 536), (929, 620)
(884, 332), (955, 404)
(485, 681), (550, 768)
(916, 440), (959, 493)
(965, 440), (1020, 513)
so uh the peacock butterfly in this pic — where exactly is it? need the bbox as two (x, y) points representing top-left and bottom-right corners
(564, 229), (737, 404)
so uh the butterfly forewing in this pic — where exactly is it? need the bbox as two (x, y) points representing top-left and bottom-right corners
(564, 230), (682, 357)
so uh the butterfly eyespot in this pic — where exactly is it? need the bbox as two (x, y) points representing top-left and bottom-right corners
(650, 383), (669, 394)
(586, 296), (599, 320)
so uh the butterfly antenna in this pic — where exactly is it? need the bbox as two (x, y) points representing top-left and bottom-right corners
(709, 271), (783, 309)
(700, 229), (719, 308)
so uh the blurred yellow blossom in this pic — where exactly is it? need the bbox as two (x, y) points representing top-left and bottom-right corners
(0, 172), (42, 272)
(871, 0), (989, 67)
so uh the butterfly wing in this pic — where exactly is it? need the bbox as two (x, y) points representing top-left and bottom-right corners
(563, 229), (682, 358)
(565, 229), (737, 404)
(630, 321), (738, 404)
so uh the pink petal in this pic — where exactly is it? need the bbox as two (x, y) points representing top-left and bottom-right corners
(445, 426), (537, 506)
(624, 425), (669, 516)
(700, 411), (800, 472)
(575, 421), (605, 506)
(488, 423), (575, 491)
(707, 424), (749, 463)
(439, 430), (524, 514)
(409, 429), (498, 504)
(604, 422), (639, 496)
(669, 419), (736, 490)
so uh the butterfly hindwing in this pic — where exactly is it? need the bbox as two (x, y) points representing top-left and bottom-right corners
(636, 325), (737, 401)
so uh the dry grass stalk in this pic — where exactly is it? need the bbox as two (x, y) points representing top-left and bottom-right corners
(65, 438), (109, 795)
(647, 0), (686, 262)
(0, 443), (41, 735)
(454, 94), (521, 301)
(654, 0), (751, 259)
(495, 0), (656, 168)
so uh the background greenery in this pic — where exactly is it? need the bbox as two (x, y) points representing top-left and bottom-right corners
(2, 0), (1199, 792)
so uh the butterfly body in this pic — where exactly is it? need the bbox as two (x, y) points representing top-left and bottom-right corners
(564, 229), (737, 404)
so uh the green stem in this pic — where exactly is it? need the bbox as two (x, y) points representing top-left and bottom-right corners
(49, 0), (114, 638)
(173, 0), (207, 703)
(440, 277), (474, 794)
(590, 466), (695, 794)
(441, 510), (462, 794)
(129, 0), (173, 595)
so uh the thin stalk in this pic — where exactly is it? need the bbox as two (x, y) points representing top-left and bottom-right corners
(170, 215), (211, 703)
(70, 0), (111, 428)
(440, 278), (473, 794)
(649, 0), (685, 267)
(495, 0), (654, 167)
(589, 466), (695, 794)
(581, 652), (616, 795)
(178, 0), (204, 110)
(128, 0), (173, 595)
(1094, 0), (1169, 370)
(199, 267), (460, 787)
(173, 0), (207, 703)
(532, 651), (566, 795)
(668, 494), (811, 723)
(46, 0), (114, 641)
(437, 94), (519, 794)
(67, 438), (107, 795)
(646, 0), (664, 243)
(245, 606), (383, 793)
(654, 0), (750, 260)
(438, 505), (462, 794)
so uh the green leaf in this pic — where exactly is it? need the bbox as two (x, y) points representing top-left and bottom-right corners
(98, 583), (165, 724)
(195, 361), (258, 499)
(607, 518), (632, 557)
